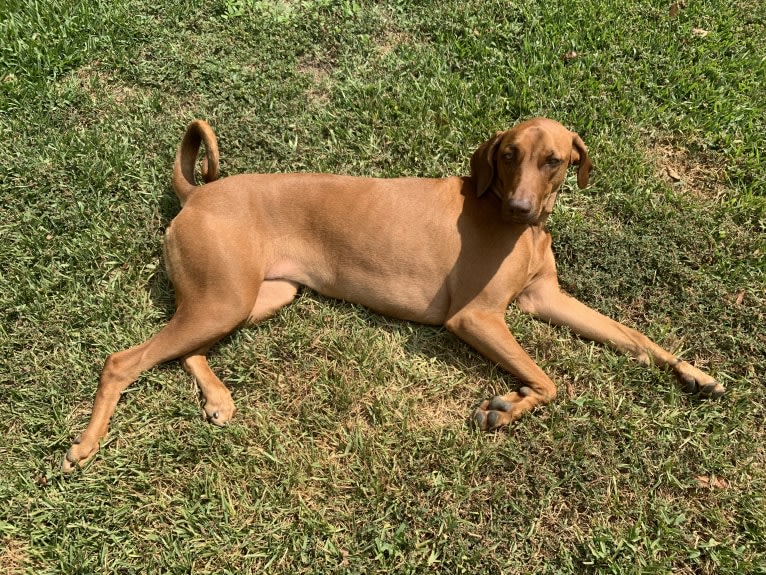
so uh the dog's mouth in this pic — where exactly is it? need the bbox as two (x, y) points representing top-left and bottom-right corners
(502, 208), (541, 225)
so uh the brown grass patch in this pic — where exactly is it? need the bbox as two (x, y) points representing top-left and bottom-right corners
(649, 142), (730, 202)
(376, 30), (414, 57)
(297, 56), (332, 105)
(0, 538), (29, 575)
(70, 64), (139, 105)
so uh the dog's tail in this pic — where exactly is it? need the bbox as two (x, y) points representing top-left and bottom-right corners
(172, 120), (220, 205)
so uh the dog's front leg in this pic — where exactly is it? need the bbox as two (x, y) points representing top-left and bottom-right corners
(445, 308), (558, 430)
(517, 280), (725, 398)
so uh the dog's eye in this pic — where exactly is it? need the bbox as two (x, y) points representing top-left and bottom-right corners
(546, 157), (563, 168)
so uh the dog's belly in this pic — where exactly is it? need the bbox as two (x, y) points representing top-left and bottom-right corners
(322, 276), (451, 325)
(265, 259), (451, 325)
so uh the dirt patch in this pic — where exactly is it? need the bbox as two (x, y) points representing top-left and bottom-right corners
(297, 57), (332, 105)
(649, 142), (730, 202)
(376, 30), (414, 57)
(64, 64), (140, 107)
(1, 537), (29, 575)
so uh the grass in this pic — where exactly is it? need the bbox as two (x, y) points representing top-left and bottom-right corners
(1, 0), (764, 572)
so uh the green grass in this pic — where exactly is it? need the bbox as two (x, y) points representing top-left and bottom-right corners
(1, 0), (765, 573)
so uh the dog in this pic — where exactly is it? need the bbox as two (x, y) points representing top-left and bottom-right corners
(62, 118), (724, 471)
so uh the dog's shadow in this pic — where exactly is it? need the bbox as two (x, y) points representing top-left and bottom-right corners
(146, 191), (182, 318)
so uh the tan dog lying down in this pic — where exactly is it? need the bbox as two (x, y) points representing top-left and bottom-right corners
(62, 118), (723, 471)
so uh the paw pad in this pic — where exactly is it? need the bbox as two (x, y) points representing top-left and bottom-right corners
(680, 375), (698, 394)
(488, 397), (513, 412)
(486, 410), (501, 429)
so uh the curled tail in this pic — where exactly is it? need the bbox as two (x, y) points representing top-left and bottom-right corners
(172, 119), (220, 205)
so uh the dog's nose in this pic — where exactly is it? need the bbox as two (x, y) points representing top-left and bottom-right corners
(508, 198), (533, 215)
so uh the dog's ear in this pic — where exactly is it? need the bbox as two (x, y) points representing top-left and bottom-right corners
(470, 131), (504, 197)
(570, 133), (593, 189)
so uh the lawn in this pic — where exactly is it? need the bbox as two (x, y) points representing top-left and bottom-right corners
(1, 0), (764, 573)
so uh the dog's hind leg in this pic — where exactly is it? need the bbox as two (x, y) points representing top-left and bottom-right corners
(182, 280), (299, 427)
(183, 351), (236, 426)
(62, 295), (256, 472)
(246, 279), (300, 325)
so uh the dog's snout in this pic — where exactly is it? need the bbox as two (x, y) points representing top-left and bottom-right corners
(508, 198), (533, 215)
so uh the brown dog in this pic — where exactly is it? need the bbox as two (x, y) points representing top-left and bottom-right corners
(62, 118), (723, 471)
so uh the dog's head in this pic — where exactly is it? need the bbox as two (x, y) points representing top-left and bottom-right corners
(470, 118), (592, 225)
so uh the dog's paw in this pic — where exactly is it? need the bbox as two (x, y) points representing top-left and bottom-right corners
(61, 435), (99, 473)
(472, 388), (534, 431)
(674, 361), (725, 398)
(201, 392), (236, 426)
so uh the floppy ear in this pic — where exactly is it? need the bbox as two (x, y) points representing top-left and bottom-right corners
(470, 131), (504, 197)
(570, 133), (593, 189)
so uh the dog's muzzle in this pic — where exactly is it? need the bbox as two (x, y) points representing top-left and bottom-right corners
(502, 197), (539, 224)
